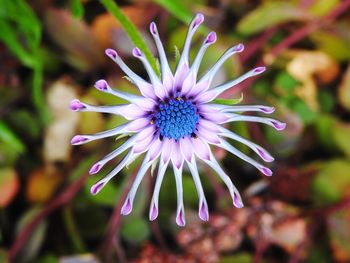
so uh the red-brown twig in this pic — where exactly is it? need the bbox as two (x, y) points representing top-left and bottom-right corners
(239, 27), (278, 64)
(8, 174), (88, 262)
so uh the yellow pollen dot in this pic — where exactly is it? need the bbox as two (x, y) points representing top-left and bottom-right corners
(176, 97), (181, 101)
(150, 119), (154, 125)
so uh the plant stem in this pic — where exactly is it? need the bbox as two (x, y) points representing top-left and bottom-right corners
(62, 205), (86, 253)
(100, 0), (160, 75)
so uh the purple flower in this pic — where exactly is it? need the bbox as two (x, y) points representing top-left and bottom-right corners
(70, 14), (285, 226)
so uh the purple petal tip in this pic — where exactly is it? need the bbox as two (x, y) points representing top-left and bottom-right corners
(95, 79), (108, 91)
(234, 43), (245, 52)
(193, 13), (204, 28)
(261, 167), (273, 176)
(150, 22), (157, 35)
(71, 135), (87, 145)
(260, 106), (275, 114)
(205, 32), (217, 44)
(271, 121), (286, 131)
(121, 197), (132, 215)
(105, 48), (117, 58)
(257, 148), (274, 162)
(233, 193), (244, 208)
(69, 99), (85, 111)
(132, 47), (142, 57)
(253, 66), (266, 74)
(199, 201), (209, 221)
(91, 181), (104, 195)
(176, 209), (186, 227)
(149, 203), (158, 221)
(89, 163), (102, 175)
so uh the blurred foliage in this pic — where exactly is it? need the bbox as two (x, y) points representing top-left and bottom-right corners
(0, 0), (350, 262)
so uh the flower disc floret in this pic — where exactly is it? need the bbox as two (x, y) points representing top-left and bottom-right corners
(155, 97), (199, 140)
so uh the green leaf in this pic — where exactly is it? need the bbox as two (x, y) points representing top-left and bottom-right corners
(0, 121), (25, 155)
(0, 249), (8, 263)
(182, 175), (198, 207)
(8, 110), (41, 139)
(315, 114), (335, 150)
(69, 155), (97, 182)
(213, 93), (243, 105)
(84, 178), (120, 207)
(318, 90), (335, 113)
(219, 253), (252, 263)
(70, 0), (84, 18)
(291, 99), (317, 125)
(275, 71), (299, 94)
(100, 0), (159, 75)
(154, 0), (193, 25)
(312, 159), (350, 204)
(0, 0), (47, 122)
(237, 2), (307, 35)
(311, 31), (350, 61)
(332, 122), (350, 158)
(120, 218), (150, 244)
(37, 254), (58, 263)
(309, 0), (339, 16)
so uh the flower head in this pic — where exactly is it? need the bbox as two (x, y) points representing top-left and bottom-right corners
(70, 14), (285, 226)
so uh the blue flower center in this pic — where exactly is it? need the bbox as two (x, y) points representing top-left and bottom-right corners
(155, 97), (199, 140)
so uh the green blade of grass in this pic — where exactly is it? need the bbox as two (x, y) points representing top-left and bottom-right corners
(153, 0), (209, 34)
(100, 0), (160, 75)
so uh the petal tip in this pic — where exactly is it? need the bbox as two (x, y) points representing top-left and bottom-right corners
(199, 201), (209, 221)
(257, 148), (274, 163)
(132, 47), (142, 57)
(176, 209), (186, 227)
(261, 167), (273, 176)
(71, 135), (87, 145)
(234, 43), (245, 52)
(233, 193), (244, 208)
(90, 181), (105, 195)
(193, 13), (204, 28)
(121, 197), (132, 215)
(205, 31), (217, 44)
(105, 48), (117, 59)
(150, 22), (157, 35)
(95, 79), (108, 91)
(253, 66), (266, 75)
(272, 121), (286, 131)
(149, 202), (158, 221)
(69, 99), (85, 111)
(260, 106), (275, 114)
(89, 163), (102, 175)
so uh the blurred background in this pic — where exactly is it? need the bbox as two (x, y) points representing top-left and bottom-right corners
(1, 0), (350, 262)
